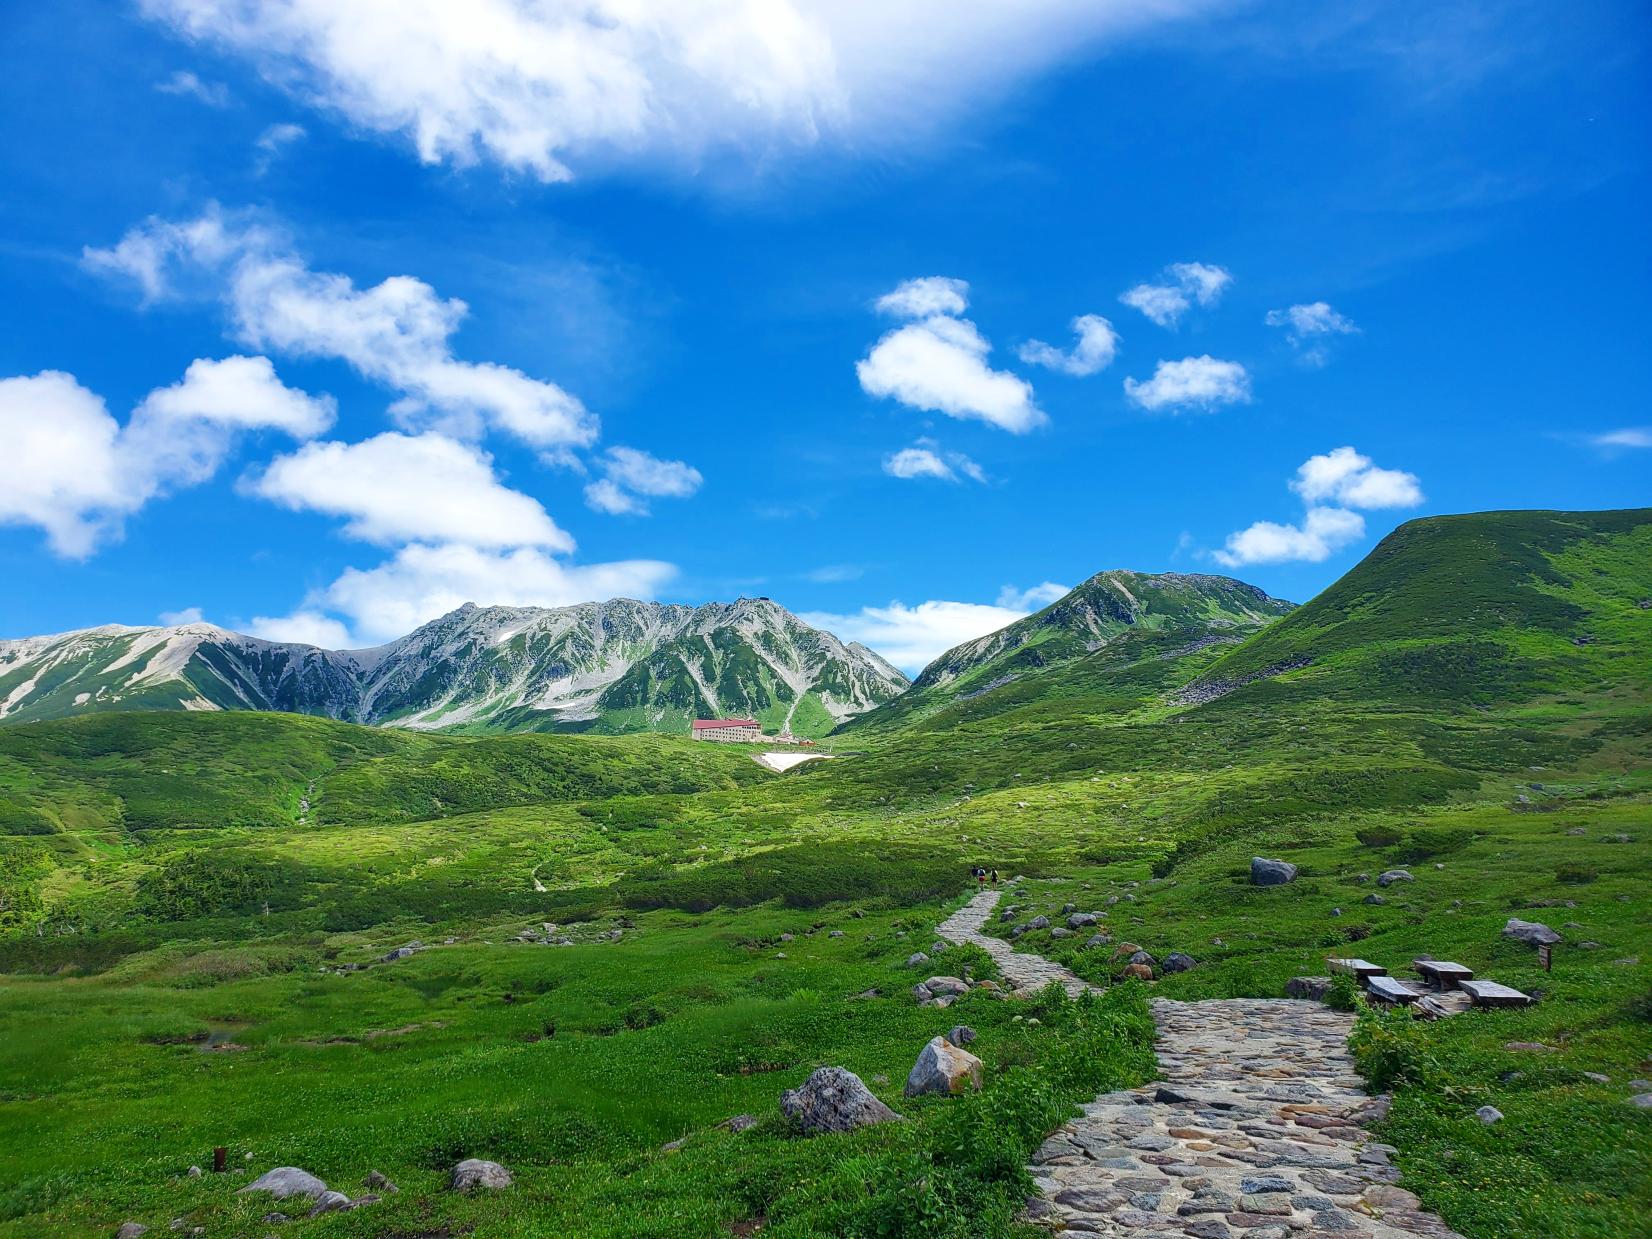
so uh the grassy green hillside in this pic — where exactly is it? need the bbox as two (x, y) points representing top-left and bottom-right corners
(0, 509), (1648, 1238)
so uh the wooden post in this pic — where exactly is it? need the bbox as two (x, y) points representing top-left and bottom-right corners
(1538, 943), (1553, 972)
(213, 1146), (226, 1173)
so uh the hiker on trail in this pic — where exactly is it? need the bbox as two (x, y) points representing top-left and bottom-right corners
(990, 868), (1000, 886)
(971, 866), (987, 887)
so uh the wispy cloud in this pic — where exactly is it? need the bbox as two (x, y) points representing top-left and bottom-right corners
(1120, 261), (1232, 328)
(1266, 300), (1359, 365)
(154, 69), (230, 108)
(882, 438), (986, 483)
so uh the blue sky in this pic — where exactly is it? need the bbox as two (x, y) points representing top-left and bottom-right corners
(1, 1), (1647, 673)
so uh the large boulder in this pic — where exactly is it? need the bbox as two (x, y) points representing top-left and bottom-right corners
(922, 976), (969, 997)
(239, 1168), (329, 1201)
(1377, 869), (1414, 887)
(449, 1159), (512, 1192)
(780, 1067), (902, 1134)
(1162, 952), (1197, 974)
(1504, 918), (1562, 947)
(904, 1035), (985, 1097)
(1251, 857), (1298, 886)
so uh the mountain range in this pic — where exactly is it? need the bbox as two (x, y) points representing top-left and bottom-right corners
(0, 597), (908, 737)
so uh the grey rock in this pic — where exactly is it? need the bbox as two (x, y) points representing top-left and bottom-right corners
(722, 1113), (759, 1132)
(1068, 912), (1099, 928)
(905, 952), (929, 968)
(904, 1035), (984, 1097)
(1503, 918), (1562, 946)
(911, 983), (933, 1003)
(1049, 927), (1073, 939)
(1127, 949), (1156, 967)
(1629, 1093), (1652, 1110)
(1240, 1175), (1293, 1194)
(116, 1226), (148, 1239)
(382, 946), (415, 961)
(1027, 915), (1051, 930)
(1085, 933), (1111, 949)
(1284, 976), (1332, 1001)
(1377, 869), (1414, 887)
(1250, 857), (1298, 886)
(828, 930), (844, 938)
(922, 975), (969, 996)
(781, 1067), (902, 1133)
(1476, 1105), (1504, 1124)
(1162, 952), (1197, 973)
(362, 1171), (398, 1193)
(306, 1191), (351, 1217)
(1363, 893), (1386, 905)
(449, 1159), (513, 1191)
(944, 1024), (976, 1047)
(239, 1168), (329, 1201)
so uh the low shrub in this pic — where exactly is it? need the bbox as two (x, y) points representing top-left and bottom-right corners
(1355, 825), (1403, 848)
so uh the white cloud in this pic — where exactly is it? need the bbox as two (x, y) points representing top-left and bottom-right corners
(159, 606), (207, 626)
(1290, 446), (1423, 509)
(996, 581), (1069, 610)
(1212, 445), (1424, 567)
(246, 610), (353, 648)
(876, 276), (969, 319)
(1213, 506), (1366, 567)
(261, 543), (677, 646)
(1017, 314), (1118, 377)
(1120, 261), (1232, 327)
(1123, 355), (1250, 411)
(1588, 426), (1651, 451)
(154, 69), (230, 107)
(800, 598), (1029, 675)
(0, 359), (328, 557)
(138, 1), (1219, 182)
(583, 445), (702, 515)
(254, 122), (307, 172)
(1266, 301), (1357, 338)
(858, 300), (1043, 433)
(882, 438), (985, 483)
(252, 431), (572, 550)
(85, 206), (597, 450)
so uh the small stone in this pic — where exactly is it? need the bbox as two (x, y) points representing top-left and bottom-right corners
(1085, 933), (1111, 949)
(1163, 952), (1197, 973)
(1238, 1192), (1292, 1215)
(1027, 915), (1051, 930)
(828, 930), (844, 938)
(185, 1166), (201, 1179)
(239, 1168), (329, 1201)
(906, 952), (929, 968)
(1049, 926), (1073, 939)
(1629, 1093), (1652, 1110)
(449, 1159), (512, 1191)
(722, 1113), (759, 1132)
(362, 1171), (398, 1193)
(1240, 1176), (1293, 1194)
(1503, 918), (1561, 947)
(944, 1024), (976, 1047)
(116, 1226), (149, 1239)
(1363, 893), (1386, 905)
(1377, 869), (1413, 887)
(1476, 1105), (1504, 1124)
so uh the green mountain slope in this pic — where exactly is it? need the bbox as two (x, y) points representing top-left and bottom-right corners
(1178, 508), (1652, 710)
(849, 570), (1294, 733)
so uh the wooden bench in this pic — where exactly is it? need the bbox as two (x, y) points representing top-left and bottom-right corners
(1458, 979), (1533, 1008)
(1413, 960), (1475, 989)
(1326, 958), (1387, 979)
(1365, 976), (1425, 1004)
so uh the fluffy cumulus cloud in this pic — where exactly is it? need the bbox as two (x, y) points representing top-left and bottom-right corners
(252, 544), (677, 646)
(0, 358), (330, 557)
(1266, 301), (1358, 365)
(1290, 446), (1423, 509)
(251, 432), (573, 549)
(799, 599), (1029, 675)
(1017, 314), (1118, 377)
(1214, 445), (1424, 567)
(1123, 355), (1250, 411)
(584, 446), (703, 515)
(882, 438), (985, 483)
(1119, 261), (1231, 328)
(858, 278), (1043, 433)
(84, 205), (596, 450)
(139, 0), (1218, 182)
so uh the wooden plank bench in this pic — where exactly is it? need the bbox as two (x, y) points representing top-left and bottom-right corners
(1366, 976), (1425, 1004)
(1458, 979), (1533, 1008)
(1327, 958), (1388, 979)
(1414, 960), (1475, 989)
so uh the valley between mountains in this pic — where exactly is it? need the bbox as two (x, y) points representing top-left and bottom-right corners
(1, 508), (1649, 1239)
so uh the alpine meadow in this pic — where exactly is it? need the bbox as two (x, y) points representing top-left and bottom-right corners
(2, 5), (1649, 1239)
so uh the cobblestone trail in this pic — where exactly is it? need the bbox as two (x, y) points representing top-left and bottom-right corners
(938, 890), (1463, 1238)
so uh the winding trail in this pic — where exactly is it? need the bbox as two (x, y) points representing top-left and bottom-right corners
(937, 889), (1463, 1238)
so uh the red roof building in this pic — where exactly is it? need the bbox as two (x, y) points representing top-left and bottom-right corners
(691, 718), (761, 742)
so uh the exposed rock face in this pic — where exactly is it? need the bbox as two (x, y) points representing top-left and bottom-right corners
(1250, 857), (1298, 886)
(449, 1159), (513, 1192)
(780, 1067), (902, 1134)
(905, 1035), (986, 1097)
(239, 1168), (329, 1201)
(1503, 918), (1561, 946)
(1377, 869), (1414, 887)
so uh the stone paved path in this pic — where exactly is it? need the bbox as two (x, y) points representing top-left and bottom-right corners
(937, 890), (1463, 1238)
(936, 888), (1090, 996)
